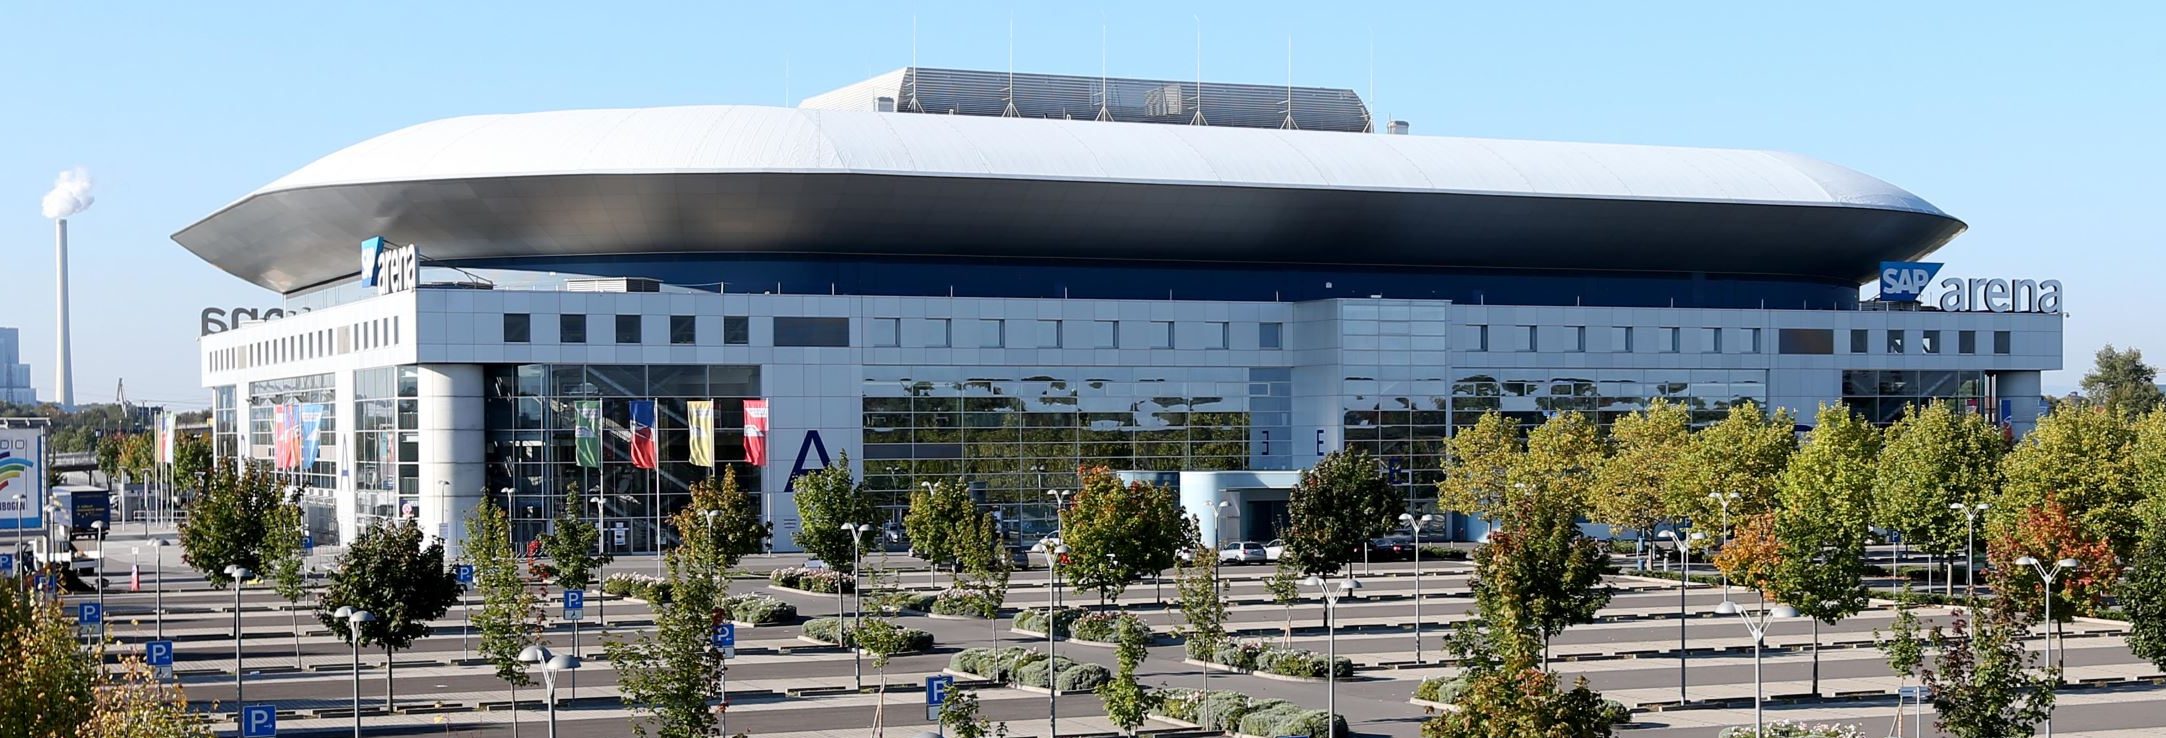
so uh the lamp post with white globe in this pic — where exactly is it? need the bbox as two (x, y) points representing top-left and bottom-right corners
(224, 564), (253, 703)
(1303, 575), (1361, 724)
(1715, 599), (1798, 735)
(2015, 555), (2080, 738)
(334, 606), (375, 738)
(1398, 512), (1434, 662)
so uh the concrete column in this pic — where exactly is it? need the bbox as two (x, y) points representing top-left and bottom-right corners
(415, 364), (485, 557)
(334, 369), (360, 546)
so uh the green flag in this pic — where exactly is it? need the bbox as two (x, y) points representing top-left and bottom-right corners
(575, 400), (601, 468)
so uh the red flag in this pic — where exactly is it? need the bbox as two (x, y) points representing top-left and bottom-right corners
(628, 400), (658, 470)
(130, 564), (141, 592)
(743, 400), (769, 466)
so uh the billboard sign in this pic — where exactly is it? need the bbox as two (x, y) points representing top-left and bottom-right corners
(1878, 261), (1942, 302)
(359, 236), (418, 295)
(1879, 261), (2063, 313)
(0, 428), (45, 531)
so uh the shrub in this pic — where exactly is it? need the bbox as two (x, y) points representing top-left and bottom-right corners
(603, 573), (674, 604)
(768, 566), (854, 593)
(1237, 701), (1302, 736)
(931, 588), (1000, 618)
(1198, 690), (1255, 731)
(802, 616), (931, 653)
(720, 594), (797, 625)
(1070, 611), (1149, 643)
(1013, 607), (1084, 637)
(1717, 722), (1869, 738)
(1415, 674), (1472, 704)
(1193, 639), (1348, 678)
(1013, 655), (1111, 692)
(867, 590), (935, 613)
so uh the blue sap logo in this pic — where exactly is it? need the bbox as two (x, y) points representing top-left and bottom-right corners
(1879, 261), (1943, 302)
(360, 236), (388, 287)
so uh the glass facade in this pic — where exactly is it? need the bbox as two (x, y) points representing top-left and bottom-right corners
(1841, 369), (1991, 425)
(246, 373), (340, 545)
(212, 385), (240, 460)
(352, 366), (419, 531)
(860, 366), (1289, 540)
(484, 364), (762, 550)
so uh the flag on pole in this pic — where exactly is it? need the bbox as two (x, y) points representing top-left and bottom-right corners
(298, 403), (326, 470)
(271, 404), (297, 469)
(628, 400), (658, 470)
(160, 414), (177, 464)
(743, 399), (769, 467)
(574, 400), (602, 468)
(687, 400), (715, 468)
(130, 564), (141, 592)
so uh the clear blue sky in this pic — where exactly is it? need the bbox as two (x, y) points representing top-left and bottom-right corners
(3, 2), (2160, 408)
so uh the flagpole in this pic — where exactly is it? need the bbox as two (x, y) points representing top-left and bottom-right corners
(652, 397), (663, 576)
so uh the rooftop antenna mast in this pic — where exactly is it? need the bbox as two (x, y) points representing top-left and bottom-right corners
(1001, 17), (1020, 117)
(1280, 35), (1299, 129)
(907, 15), (925, 112)
(1190, 16), (1207, 125)
(1094, 22), (1112, 121)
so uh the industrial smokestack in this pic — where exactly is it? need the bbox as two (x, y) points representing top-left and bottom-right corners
(41, 167), (92, 410)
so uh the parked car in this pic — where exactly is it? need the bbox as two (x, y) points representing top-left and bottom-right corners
(1367, 537), (1417, 562)
(1219, 541), (1268, 565)
(1264, 539), (1288, 562)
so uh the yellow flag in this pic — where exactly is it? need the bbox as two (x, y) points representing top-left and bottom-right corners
(688, 400), (715, 468)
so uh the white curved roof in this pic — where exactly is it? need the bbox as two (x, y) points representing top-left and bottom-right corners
(252, 104), (1945, 216)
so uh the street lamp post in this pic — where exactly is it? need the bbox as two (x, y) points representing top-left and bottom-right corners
(224, 564), (253, 704)
(590, 492), (608, 627)
(151, 539), (171, 639)
(2015, 555), (2080, 738)
(841, 522), (873, 691)
(1707, 492), (1739, 600)
(1398, 512), (1434, 663)
(1657, 529), (1705, 705)
(1950, 502), (1989, 598)
(1715, 600), (1798, 735)
(89, 520), (105, 616)
(1302, 575), (1361, 725)
(335, 607), (376, 738)
(1035, 537), (1070, 738)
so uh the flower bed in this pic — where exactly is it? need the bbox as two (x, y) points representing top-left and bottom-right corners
(930, 588), (1001, 618)
(947, 646), (1111, 692)
(1154, 688), (1346, 738)
(719, 594), (798, 625)
(769, 567), (854, 593)
(801, 616), (933, 653)
(1012, 607), (1084, 637)
(1070, 612), (1147, 643)
(602, 573), (673, 604)
(1718, 722), (1869, 738)
(865, 590), (935, 613)
(1185, 638), (1352, 679)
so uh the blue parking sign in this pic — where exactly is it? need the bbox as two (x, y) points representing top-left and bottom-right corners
(0, 553), (14, 573)
(240, 704), (277, 737)
(925, 675), (954, 706)
(711, 623), (735, 648)
(301, 535), (314, 553)
(563, 589), (585, 621)
(146, 640), (175, 666)
(78, 602), (103, 625)
(455, 564), (475, 585)
(35, 574), (55, 593)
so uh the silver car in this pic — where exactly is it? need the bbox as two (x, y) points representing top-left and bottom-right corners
(1219, 541), (1268, 565)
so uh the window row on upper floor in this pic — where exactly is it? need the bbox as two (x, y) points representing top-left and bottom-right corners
(502, 313), (1288, 351)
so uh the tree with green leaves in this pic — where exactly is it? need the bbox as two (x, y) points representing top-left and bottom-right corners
(261, 491), (310, 666)
(1878, 603), (1927, 738)
(2124, 500), (2166, 672)
(1917, 602), (2057, 738)
(1672, 401), (1796, 526)
(465, 497), (543, 730)
(1419, 666), (1625, 738)
(904, 479), (978, 575)
(608, 467), (770, 738)
(953, 505), (1012, 618)
(1999, 403), (2142, 558)
(119, 432), (154, 483)
(1874, 402), (2003, 594)
(80, 657), (218, 738)
(1266, 562), (1301, 646)
(856, 614), (914, 737)
(1512, 411), (1603, 511)
(541, 488), (614, 622)
(938, 688), (1010, 738)
(1591, 401), (1692, 570)
(1473, 479), (1612, 666)
(174, 433), (214, 495)
(1100, 615), (1154, 736)
(0, 584), (97, 735)
(95, 432), (124, 485)
(2079, 344), (2164, 415)
(1770, 403), (1879, 696)
(316, 518), (461, 709)
(1284, 449), (1399, 576)
(178, 462), (294, 588)
(1173, 517), (1228, 721)
(791, 455), (878, 572)
(1060, 467), (1185, 603)
(1438, 411), (1521, 522)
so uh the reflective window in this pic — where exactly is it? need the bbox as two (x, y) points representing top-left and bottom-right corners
(1921, 330), (1941, 354)
(1259, 322), (1284, 350)
(1887, 330), (1906, 354)
(1661, 327), (1681, 353)
(669, 315), (696, 345)
(560, 314), (587, 344)
(1746, 328), (1763, 353)
(1150, 321), (1174, 349)
(1087, 320), (1117, 349)
(1959, 330), (1977, 354)
(723, 316), (749, 345)
(1702, 327), (1723, 353)
(871, 317), (901, 347)
(503, 314), (530, 343)
(1035, 320), (1062, 349)
(1614, 326), (1634, 353)
(1841, 369), (1990, 425)
(914, 318), (952, 348)
(1851, 329), (1869, 353)
(775, 317), (849, 347)
(979, 319), (1005, 348)
(1204, 322), (1229, 350)
(615, 314), (641, 344)
(1778, 328), (1834, 355)
(1994, 331), (2012, 354)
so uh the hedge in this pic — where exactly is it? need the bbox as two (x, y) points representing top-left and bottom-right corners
(1070, 612), (1147, 643)
(867, 590), (936, 613)
(1717, 722), (1869, 738)
(947, 646), (1108, 692)
(603, 573), (674, 604)
(802, 617), (933, 653)
(931, 589), (1001, 618)
(1188, 639), (1351, 679)
(720, 594), (797, 625)
(770, 567), (854, 593)
(1013, 607), (1085, 637)
(1154, 688), (1346, 738)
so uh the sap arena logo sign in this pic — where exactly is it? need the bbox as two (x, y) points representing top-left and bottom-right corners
(201, 306), (308, 336)
(1879, 261), (2063, 314)
(1878, 261), (1942, 302)
(359, 236), (418, 295)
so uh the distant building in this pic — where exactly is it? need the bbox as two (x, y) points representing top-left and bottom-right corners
(0, 327), (36, 405)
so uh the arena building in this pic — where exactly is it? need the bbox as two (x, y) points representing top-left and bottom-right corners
(178, 67), (2063, 552)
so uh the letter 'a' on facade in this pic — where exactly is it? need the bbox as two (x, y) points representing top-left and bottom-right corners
(178, 66), (2062, 555)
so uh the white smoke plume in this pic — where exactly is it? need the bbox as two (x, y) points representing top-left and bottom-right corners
(40, 167), (95, 219)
